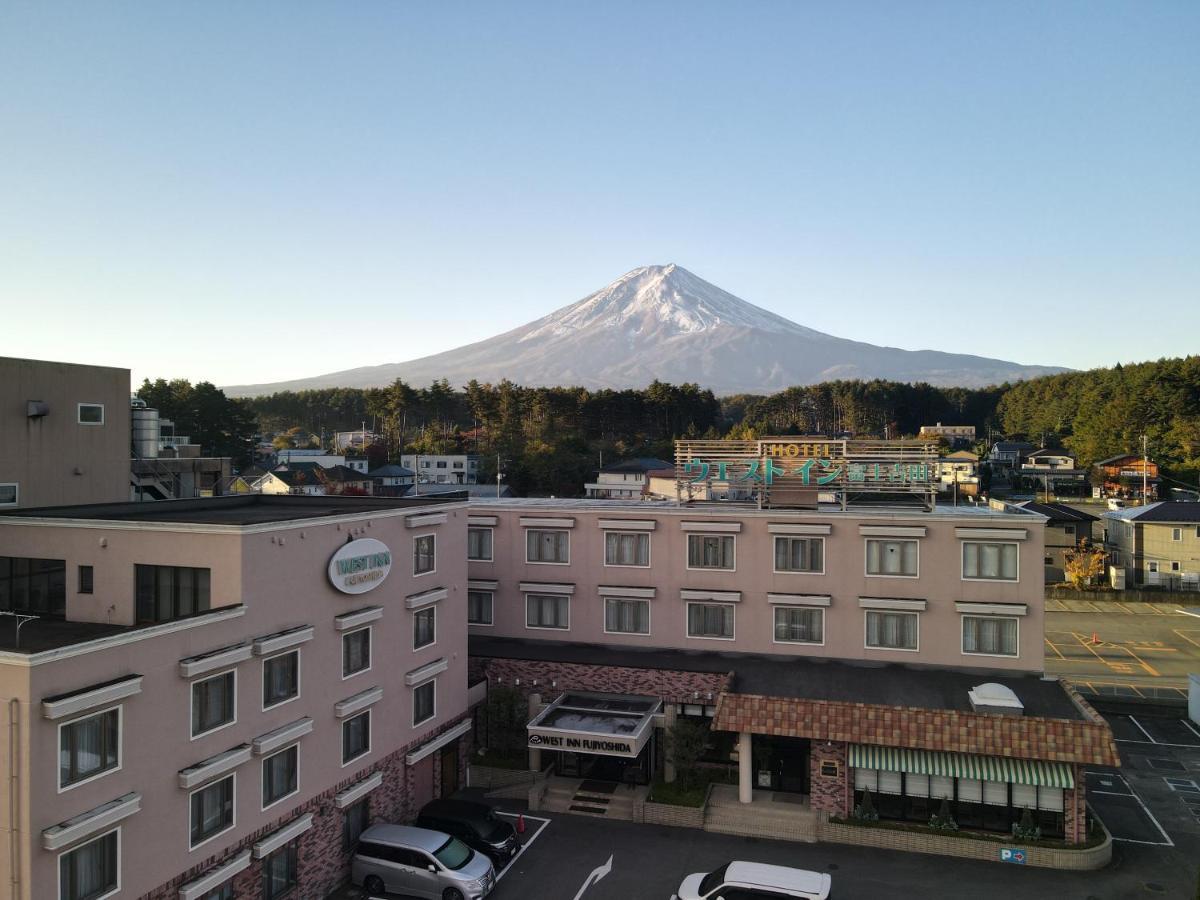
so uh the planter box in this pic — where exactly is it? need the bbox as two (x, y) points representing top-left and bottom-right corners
(642, 801), (705, 829)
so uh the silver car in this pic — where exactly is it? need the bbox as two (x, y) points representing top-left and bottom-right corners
(352, 823), (496, 900)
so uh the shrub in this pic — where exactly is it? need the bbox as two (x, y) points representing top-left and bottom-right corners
(929, 796), (958, 832)
(853, 788), (879, 822)
(1012, 806), (1041, 841)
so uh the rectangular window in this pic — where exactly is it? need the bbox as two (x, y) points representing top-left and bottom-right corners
(263, 840), (298, 900)
(0, 556), (66, 616)
(525, 593), (569, 629)
(962, 616), (1019, 657)
(342, 628), (371, 678)
(526, 530), (569, 564)
(342, 711), (371, 764)
(413, 606), (436, 649)
(1172, 527), (1183, 541)
(604, 597), (650, 634)
(773, 537), (824, 573)
(687, 534), (735, 570)
(59, 708), (120, 789)
(467, 528), (493, 561)
(604, 532), (650, 567)
(467, 591), (493, 625)
(78, 565), (94, 594)
(865, 610), (919, 650)
(59, 829), (118, 900)
(134, 564), (211, 624)
(77, 403), (105, 425)
(198, 885), (233, 900)
(961, 542), (1019, 581)
(191, 671), (236, 738)
(343, 797), (370, 850)
(262, 745), (299, 808)
(686, 602), (735, 640)
(413, 681), (436, 726)
(262, 650), (299, 709)
(0, 483), (17, 507)
(865, 539), (918, 577)
(190, 775), (235, 848)
(413, 535), (436, 575)
(1172, 561), (1181, 572)
(773, 607), (824, 644)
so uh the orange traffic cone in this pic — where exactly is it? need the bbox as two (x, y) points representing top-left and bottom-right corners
(516, 813), (526, 835)
(1089, 632), (1100, 645)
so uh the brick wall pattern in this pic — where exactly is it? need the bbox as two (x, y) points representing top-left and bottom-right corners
(478, 657), (732, 704)
(808, 740), (851, 816)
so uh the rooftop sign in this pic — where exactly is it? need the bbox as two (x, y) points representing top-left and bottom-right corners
(328, 538), (392, 595)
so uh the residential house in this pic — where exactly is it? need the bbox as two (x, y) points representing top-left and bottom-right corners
(1017, 501), (1099, 582)
(936, 450), (980, 497)
(584, 457), (675, 499)
(401, 454), (479, 485)
(369, 464), (416, 497)
(1020, 449), (1087, 493)
(1095, 454), (1160, 500)
(987, 441), (1034, 470)
(318, 464), (376, 496)
(255, 468), (326, 496)
(1103, 501), (1200, 590)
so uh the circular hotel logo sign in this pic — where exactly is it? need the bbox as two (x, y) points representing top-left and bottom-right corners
(328, 538), (392, 594)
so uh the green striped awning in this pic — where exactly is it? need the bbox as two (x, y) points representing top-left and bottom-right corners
(848, 744), (1074, 789)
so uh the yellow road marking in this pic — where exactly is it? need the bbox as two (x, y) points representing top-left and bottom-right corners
(1172, 629), (1200, 650)
(1069, 631), (1160, 677)
(1044, 638), (1066, 661)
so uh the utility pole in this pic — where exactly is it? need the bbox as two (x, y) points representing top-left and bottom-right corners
(496, 453), (502, 498)
(1142, 434), (1148, 502)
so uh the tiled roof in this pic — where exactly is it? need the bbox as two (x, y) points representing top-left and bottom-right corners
(1017, 501), (1099, 523)
(1108, 501), (1200, 523)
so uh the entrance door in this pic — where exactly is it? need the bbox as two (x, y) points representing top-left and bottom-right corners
(411, 754), (435, 810)
(439, 741), (459, 798)
(776, 739), (810, 794)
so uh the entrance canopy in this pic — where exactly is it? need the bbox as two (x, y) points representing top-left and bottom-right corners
(527, 691), (662, 759)
(849, 744), (1074, 789)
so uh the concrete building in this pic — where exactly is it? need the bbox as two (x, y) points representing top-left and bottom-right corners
(918, 423), (976, 448)
(1020, 449), (1086, 493)
(1, 357), (131, 510)
(401, 455), (479, 486)
(584, 458), (674, 500)
(1103, 501), (1200, 590)
(0, 494), (474, 900)
(1017, 501), (1099, 583)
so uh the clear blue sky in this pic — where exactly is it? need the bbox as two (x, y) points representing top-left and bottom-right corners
(2, 2), (1197, 388)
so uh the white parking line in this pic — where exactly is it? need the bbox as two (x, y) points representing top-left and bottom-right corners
(1182, 718), (1200, 741)
(1127, 715), (1157, 743)
(1085, 771), (1174, 847)
(493, 812), (551, 883)
(1115, 738), (1200, 749)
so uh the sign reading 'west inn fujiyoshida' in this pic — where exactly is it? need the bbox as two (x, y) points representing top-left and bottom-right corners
(328, 538), (392, 594)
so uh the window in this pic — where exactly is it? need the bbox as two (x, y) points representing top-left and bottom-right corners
(773, 607), (824, 644)
(191, 671), (236, 738)
(343, 797), (370, 850)
(342, 628), (371, 678)
(263, 650), (299, 709)
(198, 885), (233, 900)
(962, 616), (1019, 656)
(865, 610), (918, 650)
(59, 707), (120, 790)
(526, 593), (569, 629)
(467, 591), (493, 625)
(78, 565), (94, 594)
(134, 564), (211, 624)
(436, 461), (447, 468)
(686, 602), (735, 640)
(687, 534), (735, 570)
(961, 542), (1018, 581)
(0, 483), (16, 507)
(526, 530), (569, 564)
(413, 681), (435, 726)
(604, 597), (650, 634)
(190, 775), (235, 848)
(865, 539), (918, 577)
(263, 840), (298, 900)
(773, 537), (824, 573)
(342, 711), (371, 764)
(1172, 527), (1183, 541)
(467, 528), (493, 561)
(413, 606), (436, 649)
(1148, 561), (1159, 573)
(605, 532), (649, 567)
(0, 556), (66, 616)
(1172, 561), (1181, 572)
(77, 403), (105, 425)
(59, 829), (118, 900)
(413, 535), (436, 575)
(262, 745), (299, 808)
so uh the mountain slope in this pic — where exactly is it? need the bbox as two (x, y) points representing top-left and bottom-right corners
(224, 265), (1065, 396)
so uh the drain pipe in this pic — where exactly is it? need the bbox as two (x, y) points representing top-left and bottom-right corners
(9, 698), (20, 900)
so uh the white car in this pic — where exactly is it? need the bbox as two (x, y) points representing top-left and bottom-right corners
(677, 861), (832, 900)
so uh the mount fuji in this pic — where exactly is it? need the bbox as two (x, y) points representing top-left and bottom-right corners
(224, 265), (1065, 396)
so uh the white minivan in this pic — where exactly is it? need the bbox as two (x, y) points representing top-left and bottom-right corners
(352, 824), (495, 900)
(677, 861), (832, 900)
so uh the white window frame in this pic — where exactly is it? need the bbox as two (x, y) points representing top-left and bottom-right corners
(1148, 561), (1159, 573)
(188, 774), (237, 851)
(772, 536), (826, 575)
(261, 649), (301, 712)
(863, 610), (920, 652)
(960, 614), (1020, 659)
(960, 541), (1020, 583)
(341, 710), (372, 768)
(771, 606), (825, 646)
(413, 533), (436, 577)
(524, 593), (570, 631)
(467, 527), (494, 562)
(261, 744), (300, 811)
(57, 827), (120, 900)
(190, 669), (237, 741)
(467, 590), (494, 627)
(603, 531), (651, 568)
(57, 705), (123, 793)
(412, 605), (437, 651)
(341, 627), (372, 680)
(412, 679), (436, 728)
(864, 538), (919, 579)
(685, 534), (736, 572)
(525, 529), (571, 566)
(1171, 561), (1181, 572)
(1172, 527), (1183, 542)
(0, 482), (17, 508)
(602, 597), (651, 636)
(77, 402), (105, 425)
(685, 601), (736, 641)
